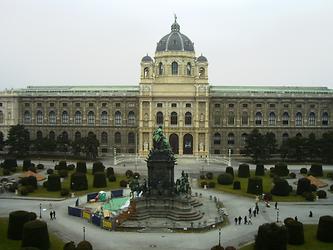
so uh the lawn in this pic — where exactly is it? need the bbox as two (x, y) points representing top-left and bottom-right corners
(26, 170), (127, 198)
(0, 218), (64, 250)
(203, 171), (305, 202)
(240, 224), (333, 250)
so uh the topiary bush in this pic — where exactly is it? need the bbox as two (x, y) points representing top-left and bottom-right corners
(208, 181), (216, 188)
(7, 210), (35, 240)
(19, 186), (29, 196)
(47, 174), (61, 191)
(67, 164), (75, 171)
(92, 161), (105, 174)
(106, 167), (114, 177)
(60, 188), (70, 196)
(274, 163), (289, 177)
(233, 181), (241, 190)
(37, 164), (44, 170)
(300, 168), (308, 174)
(255, 164), (265, 176)
(225, 167), (234, 177)
(70, 172), (88, 191)
(125, 170), (133, 178)
(247, 177), (263, 194)
(200, 181), (208, 188)
(76, 240), (93, 250)
(271, 179), (292, 196)
(310, 184), (317, 192)
(206, 172), (213, 180)
(296, 178), (311, 195)
(76, 161), (87, 174)
(21, 220), (50, 250)
(58, 169), (68, 178)
(289, 172), (296, 178)
(108, 175), (116, 182)
(2, 159), (18, 170)
(20, 176), (37, 190)
(303, 192), (316, 201)
(58, 161), (67, 170)
(217, 173), (234, 185)
(238, 164), (250, 178)
(317, 190), (327, 199)
(255, 222), (288, 250)
(309, 164), (323, 177)
(2, 168), (10, 176)
(284, 217), (304, 245)
(63, 241), (76, 250)
(23, 160), (32, 171)
(120, 179), (128, 188)
(133, 172), (140, 179)
(330, 184), (333, 191)
(46, 169), (54, 175)
(93, 172), (107, 188)
(317, 216), (333, 242)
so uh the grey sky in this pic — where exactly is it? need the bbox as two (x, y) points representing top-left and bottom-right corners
(0, 0), (332, 90)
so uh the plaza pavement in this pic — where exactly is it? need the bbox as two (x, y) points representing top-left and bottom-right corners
(1, 157), (333, 249)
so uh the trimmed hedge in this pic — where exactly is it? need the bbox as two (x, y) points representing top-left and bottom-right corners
(271, 179), (292, 196)
(37, 164), (44, 170)
(206, 172), (213, 180)
(255, 223), (288, 250)
(208, 181), (216, 188)
(233, 181), (241, 190)
(70, 172), (88, 191)
(60, 188), (70, 196)
(23, 160), (32, 171)
(22, 220), (50, 250)
(133, 172), (140, 179)
(67, 164), (75, 171)
(225, 167), (234, 177)
(330, 184), (333, 191)
(274, 163), (289, 177)
(120, 179), (128, 188)
(255, 164), (265, 176)
(76, 161), (87, 174)
(317, 215), (333, 242)
(303, 192), (316, 201)
(63, 241), (76, 250)
(247, 177), (263, 194)
(317, 190), (327, 199)
(284, 217), (304, 245)
(58, 169), (68, 178)
(20, 176), (37, 189)
(93, 172), (107, 188)
(7, 210), (35, 240)
(2, 159), (18, 170)
(289, 172), (296, 178)
(300, 168), (308, 174)
(296, 178), (311, 195)
(125, 170), (133, 178)
(309, 164), (323, 177)
(47, 174), (61, 191)
(108, 175), (116, 182)
(217, 173), (234, 185)
(76, 240), (93, 250)
(46, 169), (54, 175)
(92, 161), (105, 174)
(238, 164), (250, 178)
(106, 167), (114, 177)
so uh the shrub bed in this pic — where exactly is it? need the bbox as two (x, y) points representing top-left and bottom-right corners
(247, 177), (263, 194)
(217, 173), (234, 185)
(76, 240), (93, 250)
(108, 175), (116, 182)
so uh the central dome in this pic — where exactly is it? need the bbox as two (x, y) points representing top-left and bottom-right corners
(156, 18), (194, 52)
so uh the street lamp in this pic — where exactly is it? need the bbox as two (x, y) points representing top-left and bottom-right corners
(39, 203), (42, 219)
(276, 208), (280, 223)
(83, 226), (86, 241)
(218, 228), (222, 246)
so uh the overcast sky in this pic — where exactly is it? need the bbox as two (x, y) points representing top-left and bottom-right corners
(0, 0), (332, 90)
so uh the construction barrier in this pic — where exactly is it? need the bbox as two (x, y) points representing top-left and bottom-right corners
(91, 214), (101, 227)
(68, 206), (82, 217)
(82, 210), (91, 220)
(111, 189), (123, 198)
(102, 219), (113, 230)
(87, 192), (99, 202)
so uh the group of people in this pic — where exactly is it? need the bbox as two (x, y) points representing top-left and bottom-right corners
(49, 210), (56, 220)
(234, 203), (260, 225)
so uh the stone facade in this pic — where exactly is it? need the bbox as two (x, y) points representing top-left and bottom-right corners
(0, 19), (332, 156)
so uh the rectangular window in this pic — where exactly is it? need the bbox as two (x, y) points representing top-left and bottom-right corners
(25, 103), (30, 107)
(228, 103), (234, 108)
(242, 104), (248, 108)
(89, 103), (94, 107)
(37, 103), (42, 107)
(62, 103), (67, 107)
(256, 103), (262, 108)
(116, 103), (121, 108)
(284, 104), (289, 108)
(128, 103), (135, 107)
(171, 103), (177, 108)
(214, 103), (220, 108)
(269, 104), (275, 108)
(296, 104), (302, 108)
(75, 103), (80, 107)
(185, 103), (191, 108)
(102, 103), (107, 107)
(50, 103), (54, 107)
(157, 103), (163, 108)
(310, 104), (315, 108)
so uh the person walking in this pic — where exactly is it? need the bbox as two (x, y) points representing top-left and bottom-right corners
(248, 217), (252, 225)
(253, 210), (257, 217)
(52, 211), (56, 220)
(309, 211), (313, 217)
(50, 211), (53, 220)
(248, 208), (252, 216)
(295, 216), (298, 221)
(275, 201), (278, 210)
(234, 217), (238, 225)
(244, 216), (247, 225)
(238, 216), (242, 225)
(255, 204), (259, 214)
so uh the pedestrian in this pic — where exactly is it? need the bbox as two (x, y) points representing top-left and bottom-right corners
(50, 211), (53, 220)
(234, 217), (238, 225)
(249, 212), (252, 219)
(75, 198), (79, 207)
(238, 216), (242, 225)
(52, 210), (56, 219)
(244, 216), (247, 224)
(256, 204), (259, 214)
(248, 208), (252, 216)
(253, 210), (257, 217)
(309, 211), (313, 217)
(295, 216), (298, 221)
(248, 217), (252, 225)
(275, 201), (278, 210)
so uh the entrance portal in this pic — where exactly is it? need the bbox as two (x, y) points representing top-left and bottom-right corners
(183, 134), (193, 154)
(169, 133), (179, 154)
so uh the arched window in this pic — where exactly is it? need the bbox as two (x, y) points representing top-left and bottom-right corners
(282, 132), (289, 142)
(171, 61), (178, 75)
(241, 112), (248, 126)
(36, 130), (43, 140)
(241, 133), (248, 145)
(115, 111), (122, 125)
(24, 111), (31, 124)
(62, 111), (69, 124)
(75, 111), (82, 124)
(269, 112), (276, 126)
(322, 112), (329, 126)
(115, 132), (121, 144)
(36, 111), (43, 124)
(101, 111), (108, 125)
(171, 112), (178, 125)
(128, 132), (135, 144)
(49, 111), (56, 125)
(49, 131), (55, 140)
(158, 62), (163, 75)
(214, 111), (221, 126)
(128, 111), (135, 125)
(199, 67), (205, 78)
(227, 133), (235, 145)
(75, 131), (81, 141)
(309, 112), (316, 126)
(282, 112), (289, 125)
(156, 112), (163, 125)
(296, 133), (302, 138)
(0, 111), (3, 124)
(213, 133), (221, 145)
(295, 112), (302, 126)
(101, 132), (108, 144)
(228, 111), (234, 125)
(186, 63), (191, 76)
(255, 112), (263, 125)
(61, 131), (69, 142)
(185, 112), (192, 125)
(144, 67), (149, 78)
(88, 111), (95, 125)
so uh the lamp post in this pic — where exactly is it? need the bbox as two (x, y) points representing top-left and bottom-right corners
(218, 228), (222, 246)
(83, 226), (86, 241)
(228, 148), (231, 167)
(113, 147), (117, 166)
(276, 208), (280, 223)
(39, 203), (42, 219)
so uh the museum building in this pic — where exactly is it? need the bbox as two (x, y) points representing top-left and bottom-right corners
(0, 18), (332, 157)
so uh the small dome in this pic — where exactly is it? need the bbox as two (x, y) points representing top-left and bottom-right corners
(156, 17), (194, 52)
(141, 54), (153, 62)
(197, 55), (208, 62)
